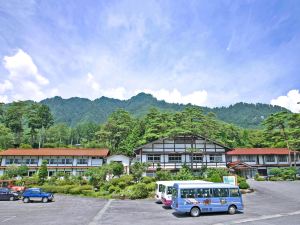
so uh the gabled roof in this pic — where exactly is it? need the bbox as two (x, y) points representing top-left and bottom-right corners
(134, 135), (231, 154)
(227, 148), (291, 155)
(227, 161), (253, 169)
(0, 148), (109, 157)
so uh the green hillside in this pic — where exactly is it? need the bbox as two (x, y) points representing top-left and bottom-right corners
(40, 92), (288, 128)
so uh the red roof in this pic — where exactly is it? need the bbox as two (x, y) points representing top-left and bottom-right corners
(0, 148), (109, 157)
(227, 148), (291, 155)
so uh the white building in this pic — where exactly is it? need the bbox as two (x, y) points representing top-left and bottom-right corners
(0, 148), (109, 176)
(227, 148), (300, 177)
(134, 135), (230, 176)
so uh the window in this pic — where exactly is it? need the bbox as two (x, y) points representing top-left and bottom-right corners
(65, 158), (73, 164)
(159, 184), (164, 192)
(238, 155), (256, 162)
(265, 155), (275, 162)
(147, 155), (160, 162)
(49, 158), (58, 164)
(193, 155), (203, 162)
(278, 155), (288, 162)
(210, 155), (223, 162)
(196, 188), (211, 198)
(6, 158), (20, 165)
(212, 188), (229, 197)
(25, 159), (38, 164)
(169, 154), (182, 163)
(172, 188), (178, 198)
(77, 158), (88, 164)
(229, 188), (240, 197)
(180, 189), (195, 198)
(167, 186), (173, 195)
(48, 171), (55, 176)
(28, 171), (36, 177)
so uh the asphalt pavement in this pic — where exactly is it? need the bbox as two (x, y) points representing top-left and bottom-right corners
(0, 180), (299, 225)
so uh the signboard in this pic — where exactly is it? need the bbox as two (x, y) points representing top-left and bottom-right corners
(223, 175), (237, 186)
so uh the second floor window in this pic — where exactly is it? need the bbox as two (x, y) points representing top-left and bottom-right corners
(78, 158), (88, 164)
(238, 155), (256, 162)
(278, 155), (288, 162)
(265, 155), (275, 162)
(210, 155), (223, 163)
(6, 158), (20, 165)
(25, 159), (38, 164)
(147, 155), (160, 162)
(169, 154), (182, 163)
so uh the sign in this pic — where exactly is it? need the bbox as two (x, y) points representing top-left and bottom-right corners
(223, 175), (237, 186)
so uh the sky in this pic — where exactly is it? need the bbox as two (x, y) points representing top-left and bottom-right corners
(0, 0), (300, 112)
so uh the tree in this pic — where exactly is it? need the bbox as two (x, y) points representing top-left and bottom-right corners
(174, 166), (194, 180)
(109, 162), (124, 178)
(130, 162), (150, 182)
(38, 160), (48, 184)
(5, 165), (28, 178)
(4, 101), (26, 146)
(0, 124), (14, 149)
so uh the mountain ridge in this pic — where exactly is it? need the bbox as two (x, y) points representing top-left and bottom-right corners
(40, 92), (288, 128)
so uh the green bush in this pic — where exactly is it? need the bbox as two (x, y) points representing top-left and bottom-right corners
(269, 168), (282, 177)
(108, 185), (121, 194)
(209, 173), (222, 183)
(239, 181), (250, 189)
(145, 182), (156, 192)
(281, 168), (297, 180)
(141, 176), (155, 184)
(117, 182), (126, 189)
(269, 176), (283, 181)
(118, 175), (134, 185)
(237, 176), (246, 184)
(125, 183), (149, 199)
(82, 190), (96, 196)
(155, 170), (173, 181)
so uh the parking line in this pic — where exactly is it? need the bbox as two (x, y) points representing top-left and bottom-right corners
(1, 216), (16, 223)
(213, 210), (300, 225)
(88, 199), (113, 225)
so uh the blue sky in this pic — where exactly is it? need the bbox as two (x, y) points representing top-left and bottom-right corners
(0, 0), (300, 112)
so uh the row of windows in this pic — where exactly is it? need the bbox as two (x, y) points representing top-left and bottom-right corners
(178, 188), (240, 198)
(5, 158), (89, 165)
(235, 155), (289, 163)
(147, 154), (223, 163)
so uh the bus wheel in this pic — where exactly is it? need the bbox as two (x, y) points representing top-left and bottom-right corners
(228, 205), (237, 215)
(190, 207), (201, 217)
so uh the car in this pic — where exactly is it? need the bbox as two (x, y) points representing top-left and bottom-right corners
(0, 188), (19, 201)
(22, 188), (54, 203)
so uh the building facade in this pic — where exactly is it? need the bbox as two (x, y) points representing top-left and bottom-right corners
(0, 148), (109, 177)
(134, 135), (230, 176)
(227, 148), (300, 177)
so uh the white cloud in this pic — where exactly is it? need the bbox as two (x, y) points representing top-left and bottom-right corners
(271, 89), (300, 113)
(102, 87), (126, 100)
(86, 73), (100, 91)
(0, 49), (52, 102)
(136, 88), (208, 106)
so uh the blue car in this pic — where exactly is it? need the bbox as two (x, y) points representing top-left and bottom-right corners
(22, 188), (54, 203)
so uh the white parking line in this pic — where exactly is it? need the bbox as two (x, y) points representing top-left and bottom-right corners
(88, 199), (113, 225)
(213, 210), (300, 225)
(1, 216), (16, 223)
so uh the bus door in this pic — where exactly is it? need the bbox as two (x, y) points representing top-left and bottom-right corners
(211, 188), (229, 212)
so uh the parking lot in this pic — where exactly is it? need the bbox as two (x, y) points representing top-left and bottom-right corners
(0, 180), (299, 225)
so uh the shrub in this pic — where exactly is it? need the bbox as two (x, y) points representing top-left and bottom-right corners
(125, 183), (149, 199)
(82, 190), (96, 196)
(108, 185), (121, 194)
(269, 176), (282, 181)
(269, 168), (282, 177)
(237, 176), (246, 184)
(141, 176), (155, 184)
(155, 170), (173, 181)
(145, 182), (156, 192)
(281, 168), (297, 180)
(118, 175), (134, 185)
(239, 181), (250, 189)
(209, 173), (222, 183)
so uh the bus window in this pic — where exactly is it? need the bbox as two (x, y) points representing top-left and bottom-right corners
(172, 188), (178, 198)
(159, 184), (164, 192)
(229, 188), (240, 197)
(167, 186), (173, 195)
(180, 189), (195, 198)
(212, 188), (229, 197)
(196, 188), (211, 198)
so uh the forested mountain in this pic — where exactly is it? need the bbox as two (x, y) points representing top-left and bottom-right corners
(40, 93), (287, 128)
